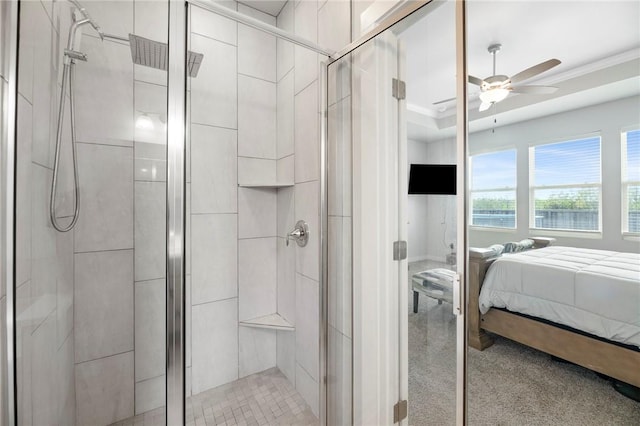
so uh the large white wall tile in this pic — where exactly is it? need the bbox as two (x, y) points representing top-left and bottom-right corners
(276, 330), (296, 384)
(135, 279), (165, 382)
(30, 164), (56, 330)
(0, 1), (9, 80)
(75, 37), (134, 147)
(277, 155), (294, 184)
(328, 54), (352, 106)
(191, 124), (238, 214)
(191, 5), (237, 45)
(277, 238), (296, 324)
(29, 3), (56, 168)
(238, 24), (277, 82)
(135, 182), (166, 281)
(16, 282), (33, 426)
(238, 188), (277, 238)
(277, 70), (295, 158)
(295, 273), (319, 381)
(134, 0), (168, 43)
(75, 144), (134, 252)
(79, 1), (133, 39)
(327, 326), (352, 426)
(31, 312), (56, 426)
(294, 0), (319, 93)
(328, 97), (352, 216)
(192, 298), (238, 393)
(238, 75), (277, 159)
(74, 250), (134, 363)
(328, 218), (352, 338)
(134, 81), (167, 146)
(56, 229), (74, 348)
(276, 1), (294, 82)
(16, 95), (32, 287)
(57, 333), (76, 426)
(239, 327), (276, 378)
(238, 157), (276, 184)
(135, 375), (165, 415)
(276, 186), (295, 245)
(186, 275), (192, 368)
(294, 81), (319, 183)
(296, 363), (319, 417)
(295, 180), (320, 280)
(75, 351), (134, 426)
(191, 214), (238, 305)
(135, 142), (166, 182)
(238, 238), (277, 320)
(318, 0), (351, 52)
(238, 3), (277, 25)
(16, 0), (36, 103)
(190, 34), (237, 129)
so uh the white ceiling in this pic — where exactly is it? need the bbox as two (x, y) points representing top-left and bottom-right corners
(238, 0), (287, 16)
(399, 0), (640, 140)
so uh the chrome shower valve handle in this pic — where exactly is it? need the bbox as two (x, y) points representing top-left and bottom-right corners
(286, 220), (309, 247)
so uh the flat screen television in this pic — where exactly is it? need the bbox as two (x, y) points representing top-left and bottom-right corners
(408, 164), (456, 195)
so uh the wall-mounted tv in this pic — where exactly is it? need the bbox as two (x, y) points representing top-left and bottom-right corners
(408, 164), (456, 195)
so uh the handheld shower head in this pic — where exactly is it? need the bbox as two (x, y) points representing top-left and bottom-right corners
(69, 0), (104, 40)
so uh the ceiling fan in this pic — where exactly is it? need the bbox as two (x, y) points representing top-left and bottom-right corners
(435, 43), (562, 112)
(471, 43), (561, 111)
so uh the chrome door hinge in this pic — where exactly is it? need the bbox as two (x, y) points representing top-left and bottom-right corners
(393, 399), (408, 423)
(392, 78), (406, 100)
(393, 240), (407, 261)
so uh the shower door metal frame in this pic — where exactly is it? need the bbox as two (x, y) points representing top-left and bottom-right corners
(1, 0), (19, 424)
(167, 0), (187, 424)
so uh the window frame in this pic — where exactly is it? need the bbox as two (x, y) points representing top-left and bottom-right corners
(469, 148), (518, 230)
(528, 135), (603, 234)
(622, 128), (640, 235)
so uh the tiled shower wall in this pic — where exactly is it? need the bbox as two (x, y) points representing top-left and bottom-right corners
(14, 0), (170, 424)
(14, 1), (76, 424)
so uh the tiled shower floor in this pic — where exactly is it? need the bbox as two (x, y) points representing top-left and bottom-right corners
(111, 368), (318, 426)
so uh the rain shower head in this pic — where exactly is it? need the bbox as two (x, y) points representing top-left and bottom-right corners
(128, 34), (204, 78)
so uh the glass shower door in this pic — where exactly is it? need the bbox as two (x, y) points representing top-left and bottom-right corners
(326, 1), (466, 424)
(14, 0), (170, 424)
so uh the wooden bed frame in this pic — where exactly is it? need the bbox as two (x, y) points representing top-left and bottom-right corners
(468, 239), (640, 388)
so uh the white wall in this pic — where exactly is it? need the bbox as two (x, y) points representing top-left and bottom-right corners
(407, 138), (457, 262)
(469, 96), (640, 253)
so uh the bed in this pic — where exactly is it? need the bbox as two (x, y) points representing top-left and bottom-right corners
(468, 239), (640, 388)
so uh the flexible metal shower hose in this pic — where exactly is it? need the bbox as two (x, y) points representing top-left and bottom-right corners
(50, 62), (80, 232)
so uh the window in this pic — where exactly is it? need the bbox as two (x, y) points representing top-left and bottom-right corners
(529, 136), (601, 232)
(470, 150), (517, 228)
(622, 129), (640, 234)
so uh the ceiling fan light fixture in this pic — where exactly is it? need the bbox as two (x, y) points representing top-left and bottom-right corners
(479, 88), (510, 104)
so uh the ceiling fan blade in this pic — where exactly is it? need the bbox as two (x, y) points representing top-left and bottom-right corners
(510, 58), (561, 84)
(511, 85), (558, 94)
(468, 75), (484, 86)
(478, 102), (492, 112)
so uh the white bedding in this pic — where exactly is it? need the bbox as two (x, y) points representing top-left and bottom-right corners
(479, 246), (640, 347)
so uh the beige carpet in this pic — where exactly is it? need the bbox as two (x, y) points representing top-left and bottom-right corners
(407, 261), (640, 426)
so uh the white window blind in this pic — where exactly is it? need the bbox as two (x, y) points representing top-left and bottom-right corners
(529, 136), (601, 231)
(470, 150), (517, 228)
(622, 129), (640, 234)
